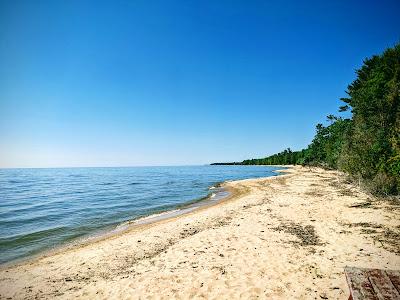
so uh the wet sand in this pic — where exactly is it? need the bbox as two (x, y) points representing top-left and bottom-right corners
(0, 166), (399, 299)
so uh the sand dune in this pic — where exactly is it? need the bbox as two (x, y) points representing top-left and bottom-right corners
(0, 166), (399, 299)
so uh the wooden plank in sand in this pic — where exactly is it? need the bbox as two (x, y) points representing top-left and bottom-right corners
(345, 267), (400, 300)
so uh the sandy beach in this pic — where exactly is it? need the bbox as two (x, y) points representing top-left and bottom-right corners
(0, 166), (399, 299)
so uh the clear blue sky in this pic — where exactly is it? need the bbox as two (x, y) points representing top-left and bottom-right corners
(0, 0), (399, 168)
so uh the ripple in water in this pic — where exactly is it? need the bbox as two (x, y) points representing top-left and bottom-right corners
(0, 165), (283, 264)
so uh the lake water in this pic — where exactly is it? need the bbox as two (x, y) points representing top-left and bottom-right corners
(0, 165), (282, 264)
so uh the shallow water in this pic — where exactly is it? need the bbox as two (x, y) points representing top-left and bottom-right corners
(0, 165), (282, 264)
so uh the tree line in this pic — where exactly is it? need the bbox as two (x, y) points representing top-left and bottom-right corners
(212, 44), (399, 195)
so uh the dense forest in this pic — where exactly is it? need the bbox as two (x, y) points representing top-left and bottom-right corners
(212, 44), (400, 195)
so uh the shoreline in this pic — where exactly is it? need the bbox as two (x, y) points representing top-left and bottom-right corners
(0, 168), (287, 269)
(1, 166), (398, 299)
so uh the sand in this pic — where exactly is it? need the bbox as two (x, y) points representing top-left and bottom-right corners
(0, 166), (399, 299)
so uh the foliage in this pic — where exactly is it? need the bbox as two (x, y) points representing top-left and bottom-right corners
(241, 148), (305, 165)
(338, 44), (400, 194)
(213, 44), (400, 195)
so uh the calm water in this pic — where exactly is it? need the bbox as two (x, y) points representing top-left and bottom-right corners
(0, 165), (282, 264)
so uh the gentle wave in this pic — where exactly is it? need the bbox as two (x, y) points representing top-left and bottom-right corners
(0, 165), (283, 264)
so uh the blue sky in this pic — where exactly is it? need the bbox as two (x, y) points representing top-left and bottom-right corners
(0, 0), (399, 167)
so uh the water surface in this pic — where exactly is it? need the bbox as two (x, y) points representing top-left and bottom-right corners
(0, 165), (282, 264)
